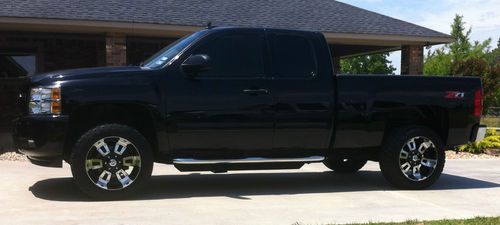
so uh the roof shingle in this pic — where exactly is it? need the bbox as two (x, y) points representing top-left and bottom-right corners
(0, 0), (450, 38)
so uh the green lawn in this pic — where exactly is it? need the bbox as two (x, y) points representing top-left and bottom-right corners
(332, 217), (500, 225)
(482, 117), (500, 127)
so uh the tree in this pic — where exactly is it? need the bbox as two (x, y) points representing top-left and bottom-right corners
(450, 51), (500, 114)
(449, 15), (472, 62)
(340, 53), (396, 74)
(423, 14), (499, 114)
(423, 49), (453, 75)
(424, 14), (491, 75)
(451, 58), (488, 77)
(486, 38), (500, 65)
(483, 63), (500, 111)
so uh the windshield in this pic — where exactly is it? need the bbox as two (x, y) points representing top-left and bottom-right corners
(142, 30), (207, 69)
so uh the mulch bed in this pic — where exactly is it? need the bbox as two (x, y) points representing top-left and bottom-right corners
(484, 149), (500, 157)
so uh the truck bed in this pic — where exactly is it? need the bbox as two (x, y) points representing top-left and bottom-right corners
(334, 74), (482, 152)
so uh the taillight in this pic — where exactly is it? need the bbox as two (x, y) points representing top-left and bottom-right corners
(473, 89), (483, 117)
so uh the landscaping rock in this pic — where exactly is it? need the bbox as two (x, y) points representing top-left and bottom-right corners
(446, 150), (500, 159)
(0, 152), (26, 161)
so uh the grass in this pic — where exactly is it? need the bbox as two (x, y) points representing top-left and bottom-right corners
(482, 117), (500, 127)
(329, 217), (500, 225)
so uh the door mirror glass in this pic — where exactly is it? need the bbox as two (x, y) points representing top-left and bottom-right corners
(181, 54), (211, 76)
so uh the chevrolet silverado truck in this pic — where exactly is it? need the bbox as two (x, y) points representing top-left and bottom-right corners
(13, 27), (486, 199)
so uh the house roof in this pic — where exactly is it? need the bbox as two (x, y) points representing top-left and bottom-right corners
(0, 0), (453, 45)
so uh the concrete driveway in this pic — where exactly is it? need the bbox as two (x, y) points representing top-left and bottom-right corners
(0, 159), (499, 225)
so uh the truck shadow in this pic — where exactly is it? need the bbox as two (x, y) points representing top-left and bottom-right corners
(29, 171), (500, 202)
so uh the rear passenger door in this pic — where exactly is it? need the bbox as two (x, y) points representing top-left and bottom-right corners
(268, 30), (335, 155)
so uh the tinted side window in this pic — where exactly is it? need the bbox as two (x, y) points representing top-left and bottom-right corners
(193, 33), (265, 77)
(270, 34), (316, 78)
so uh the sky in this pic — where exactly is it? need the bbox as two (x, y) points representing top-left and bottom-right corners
(337, 0), (500, 74)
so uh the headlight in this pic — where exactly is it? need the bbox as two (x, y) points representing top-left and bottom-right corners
(29, 87), (61, 114)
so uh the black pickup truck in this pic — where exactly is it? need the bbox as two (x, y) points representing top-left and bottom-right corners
(13, 27), (486, 199)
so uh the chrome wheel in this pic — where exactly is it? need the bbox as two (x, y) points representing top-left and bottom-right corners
(399, 136), (438, 181)
(85, 136), (141, 190)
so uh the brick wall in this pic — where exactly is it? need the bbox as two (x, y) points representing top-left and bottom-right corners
(401, 45), (424, 75)
(106, 33), (126, 66)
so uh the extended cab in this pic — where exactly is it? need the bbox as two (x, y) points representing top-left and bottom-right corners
(13, 27), (486, 199)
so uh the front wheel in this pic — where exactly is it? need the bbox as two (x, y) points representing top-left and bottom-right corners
(70, 124), (153, 200)
(379, 126), (445, 189)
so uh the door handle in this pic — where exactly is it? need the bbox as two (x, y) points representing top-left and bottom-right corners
(243, 88), (270, 95)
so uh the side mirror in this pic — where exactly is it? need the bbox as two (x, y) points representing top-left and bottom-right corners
(181, 54), (211, 76)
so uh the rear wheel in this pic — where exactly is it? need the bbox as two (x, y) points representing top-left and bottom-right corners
(379, 126), (445, 189)
(70, 124), (153, 200)
(323, 157), (367, 173)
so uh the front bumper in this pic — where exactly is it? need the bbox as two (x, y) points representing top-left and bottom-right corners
(12, 115), (68, 167)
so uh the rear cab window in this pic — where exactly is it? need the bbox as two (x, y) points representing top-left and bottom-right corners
(268, 32), (318, 78)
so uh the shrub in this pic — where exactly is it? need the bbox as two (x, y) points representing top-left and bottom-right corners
(458, 128), (500, 154)
(486, 128), (497, 137)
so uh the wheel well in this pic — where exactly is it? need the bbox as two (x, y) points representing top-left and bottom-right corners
(63, 104), (159, 161)
(383, 106), (449, 146)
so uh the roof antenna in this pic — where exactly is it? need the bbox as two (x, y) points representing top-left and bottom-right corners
(207, 22), (214, 29)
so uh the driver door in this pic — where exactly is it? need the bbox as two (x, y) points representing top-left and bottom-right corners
(164, 29), (274, 158)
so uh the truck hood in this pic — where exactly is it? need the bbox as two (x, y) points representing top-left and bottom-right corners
(29, 66), (147, 85)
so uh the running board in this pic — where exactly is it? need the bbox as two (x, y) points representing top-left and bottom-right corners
(173, 156), (325, 165)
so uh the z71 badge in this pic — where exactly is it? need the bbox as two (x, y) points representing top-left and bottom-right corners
(445, 91), (465, 99)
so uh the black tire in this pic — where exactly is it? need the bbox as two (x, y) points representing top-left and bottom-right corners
(70, 124), (153, 200)
(379, 126), (445, 189)
(323, 157), (367, 173)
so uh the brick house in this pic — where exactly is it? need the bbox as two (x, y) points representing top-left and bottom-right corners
(0, 0), (454, 74)
(0, 0), (453, 149)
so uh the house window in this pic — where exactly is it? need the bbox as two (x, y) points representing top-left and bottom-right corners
(0, 53), (37, 78)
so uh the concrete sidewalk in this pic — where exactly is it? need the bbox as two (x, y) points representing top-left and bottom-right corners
(0, 159), (499, 225)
